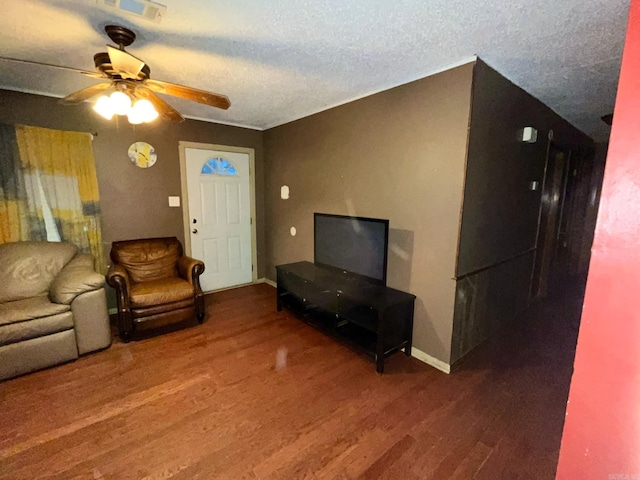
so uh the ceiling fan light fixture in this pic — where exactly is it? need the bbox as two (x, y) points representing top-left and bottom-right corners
(126, 109), (145, 125)
(127, 99), (158, 124)
(61, 25), (226, 125)
(134, 99), (159, 122)
(93, 95), (114, 120)
(93, 90), (159, 124)
(109, 90), (132, 115)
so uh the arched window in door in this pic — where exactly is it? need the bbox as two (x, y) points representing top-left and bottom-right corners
(201, 157), (238, 176)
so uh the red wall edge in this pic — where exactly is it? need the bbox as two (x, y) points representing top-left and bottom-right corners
(556, 0), (640, 478)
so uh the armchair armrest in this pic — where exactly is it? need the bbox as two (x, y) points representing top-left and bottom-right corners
(106, 263), (132, 310)
(50, 254), (105, 305)
(178, 256), (206, 322)
(177, 256), (205, 289)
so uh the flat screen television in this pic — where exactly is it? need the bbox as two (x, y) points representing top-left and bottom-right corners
(314, 213), (389, 286)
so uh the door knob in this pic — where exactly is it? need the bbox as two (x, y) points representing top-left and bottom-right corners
(192, 228), (198, 234)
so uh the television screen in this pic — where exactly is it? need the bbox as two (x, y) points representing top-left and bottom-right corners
(314, 213), (389, 285)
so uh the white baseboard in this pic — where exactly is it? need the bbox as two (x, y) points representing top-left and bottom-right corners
(261, 278), (277, 288)
(411, 347), (451, 374)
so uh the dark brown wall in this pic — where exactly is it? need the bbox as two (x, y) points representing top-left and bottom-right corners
(451, 60), (595, 363)
(264, 63), (474, 365)
(457, 60), (594, 277)
(0, 89), (265, 295)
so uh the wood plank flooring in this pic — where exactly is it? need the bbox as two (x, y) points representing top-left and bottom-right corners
(0, 282), (583, 479)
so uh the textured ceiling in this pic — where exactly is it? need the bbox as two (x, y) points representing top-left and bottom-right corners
(0, 0), (630, 141)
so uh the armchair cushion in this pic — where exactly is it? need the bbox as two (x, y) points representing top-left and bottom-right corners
(110, 238), (181, 283)
(50, 254), (105, 305)
(129, 277), (195, 308)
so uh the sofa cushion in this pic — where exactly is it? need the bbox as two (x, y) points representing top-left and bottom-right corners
(0, 296), (71, 325)
(0, 242), (78, 303)
(0, 311), (74, 346)
(50, 253), (105, 305)
(129, 277), (194, 308)
(110, 238), (181, 283)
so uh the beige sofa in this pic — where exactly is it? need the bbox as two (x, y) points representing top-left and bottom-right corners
(0, 241), (112, 381)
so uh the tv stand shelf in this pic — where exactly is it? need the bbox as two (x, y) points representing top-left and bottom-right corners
(276, 261), (415, 373)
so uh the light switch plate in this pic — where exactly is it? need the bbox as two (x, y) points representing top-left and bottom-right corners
(168, 196), (180, 207)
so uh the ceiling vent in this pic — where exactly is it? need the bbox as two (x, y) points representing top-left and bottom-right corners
(96, 0), (166, 23)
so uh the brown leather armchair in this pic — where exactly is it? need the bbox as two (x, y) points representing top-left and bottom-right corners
(106, 237), (205, 342)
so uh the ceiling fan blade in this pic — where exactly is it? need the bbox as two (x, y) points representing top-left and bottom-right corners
(146, 79), (231, 110)
(107, 45), (145, 79)
(0, 56), (93, 74)
(136, 87), (185, 123)
(60, 82), (112, 104)
(81, 70), (110, 80)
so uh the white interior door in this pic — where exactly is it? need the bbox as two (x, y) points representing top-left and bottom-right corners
(185, 147), (253, 292)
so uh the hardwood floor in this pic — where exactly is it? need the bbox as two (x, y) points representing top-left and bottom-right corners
(0, 282), (583, 479)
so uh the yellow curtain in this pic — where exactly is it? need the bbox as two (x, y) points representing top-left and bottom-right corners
(0, 123), (31, 244)
(0, 124), (105, 272)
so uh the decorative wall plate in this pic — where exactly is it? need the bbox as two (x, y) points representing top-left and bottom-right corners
(128, 142), (157, 168)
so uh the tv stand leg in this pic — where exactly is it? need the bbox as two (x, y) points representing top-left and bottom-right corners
(405, 302), (415, 357)
(376, 311), (385, 374)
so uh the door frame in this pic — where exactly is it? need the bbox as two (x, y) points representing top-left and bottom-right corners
(530, 141), (571, 299)
(178, 141), (258, 285)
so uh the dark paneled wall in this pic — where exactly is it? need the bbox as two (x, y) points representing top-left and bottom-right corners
(452, 251), (534, 363)
(457, 60), (594, 277)
(451, 60), (595, 364)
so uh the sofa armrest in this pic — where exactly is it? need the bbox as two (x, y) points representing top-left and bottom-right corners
(177, 256), (205, 290)
(106, 264), (131, 310)
(50, 254), (105, 305)
(72, 288), (112, 355)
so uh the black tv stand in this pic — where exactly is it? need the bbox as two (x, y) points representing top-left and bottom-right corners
(276, 261), (416, 373)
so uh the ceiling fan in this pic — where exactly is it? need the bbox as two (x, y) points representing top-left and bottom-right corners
(32, 25), (229, 124)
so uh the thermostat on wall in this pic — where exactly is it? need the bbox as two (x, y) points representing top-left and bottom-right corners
(521, 127), (538, 143)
